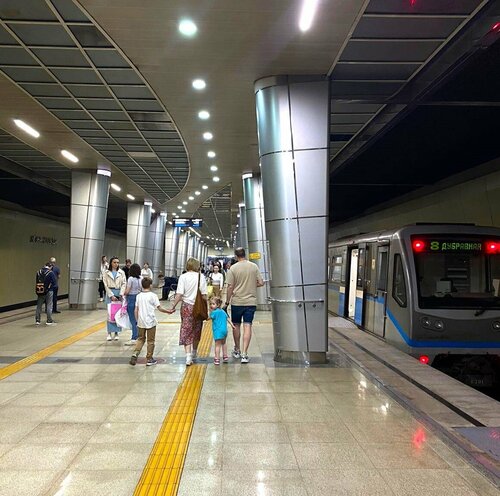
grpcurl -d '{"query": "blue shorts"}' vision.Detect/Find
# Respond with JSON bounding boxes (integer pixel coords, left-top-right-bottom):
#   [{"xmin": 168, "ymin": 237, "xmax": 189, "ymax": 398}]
[{"xmin": 231, "ymin": 305, "xmax": 256, "ymax": 325}]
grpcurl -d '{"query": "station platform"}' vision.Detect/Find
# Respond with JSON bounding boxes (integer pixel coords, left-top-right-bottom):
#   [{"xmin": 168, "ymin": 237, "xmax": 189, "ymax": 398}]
[{"xmin": 0, "ymin": 306, "xmax": 498, "ymax": 495}]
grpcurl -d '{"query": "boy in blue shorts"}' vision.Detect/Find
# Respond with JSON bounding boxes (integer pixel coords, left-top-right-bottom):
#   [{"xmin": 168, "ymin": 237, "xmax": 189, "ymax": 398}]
[{"xmin": 209, "ymin": 297, "xmax": 234, "ymax": 365}]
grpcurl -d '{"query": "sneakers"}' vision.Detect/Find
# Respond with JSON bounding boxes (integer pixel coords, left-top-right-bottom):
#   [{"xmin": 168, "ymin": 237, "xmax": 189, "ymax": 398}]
[
  {"xmin": 240, "ymin": 353, "xmax": 249, "ymax": 364},
  {"xmin": 99, "ymin": 298, "xmax": 103, "ymax": 302},
  {"xmin": 114, "ymin": 333, "xmax": 119, "ymax": 341},
  {"xmin": 35, "ymin": 321, "xmax": 40, "ymax": 326},
  {"xmin": 146, "ymin": 358, "xmax": 158, "ymax": 366},
  {"xmin": 231, "ymin": 348, "xmax": 241, "ymax": 359},
  {"xmin": 222, "ymin": 356, "xmax": 229, "ymax": 363},
  {"xmin": 129, "ymin": 354, "xmax": 138, "ymax": 366},
  {"xmin": 46, "ymin": 322, "xmax": 56, "ymax": 326},
  {"xmin": 185, "ymin": 353, "xmax": 193, "ymax": 366},
  {"xmin": 213, "ymin": 358, "xmax": 220, "ymax": 365},
  {"xmin": 124, "ymin": 339, "xmax": 137, "ymax": 346},
  {"xmin": 106, "ymin": 334, "xmax": 112, "ymax": 341}
]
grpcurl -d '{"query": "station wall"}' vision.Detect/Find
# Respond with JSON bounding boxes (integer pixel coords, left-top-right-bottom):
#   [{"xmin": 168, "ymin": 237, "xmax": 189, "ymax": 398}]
[
  {"xmin": 0, "ymin": 206, "xmax": 125, "ymax": 310},
  {"xmin": 330, "ymin": 165, "xmax": 500, "ymax": 240}
]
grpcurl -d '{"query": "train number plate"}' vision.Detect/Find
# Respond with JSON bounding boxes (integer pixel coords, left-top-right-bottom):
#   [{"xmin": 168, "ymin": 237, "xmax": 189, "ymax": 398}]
[{"xmin": 465, "ymin": 375, "xmax": 493, "ymax": 388}]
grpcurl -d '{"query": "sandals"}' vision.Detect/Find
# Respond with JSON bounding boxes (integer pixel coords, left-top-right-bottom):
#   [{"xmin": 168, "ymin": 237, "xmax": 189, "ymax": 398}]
[
  {"xmin": 213, "ymin": 358, "xmax": 220, "ymax": 365},
  {"xmin": 222, "ymin": 356, "xmax": 229, "ymax": 363}
]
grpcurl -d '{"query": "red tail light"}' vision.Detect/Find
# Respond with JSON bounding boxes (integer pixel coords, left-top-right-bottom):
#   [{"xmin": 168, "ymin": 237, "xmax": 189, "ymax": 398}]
[
  {"xmin": 412, "ymin": 240, "xmax": 425, "ymax": 252},
  {"xmin": 419, "ymin": 355, "xmax": 429, "ymax": 364},
  {"xmin": 485, "ymin": 241, "xmax": 499, "ymax": 254}
]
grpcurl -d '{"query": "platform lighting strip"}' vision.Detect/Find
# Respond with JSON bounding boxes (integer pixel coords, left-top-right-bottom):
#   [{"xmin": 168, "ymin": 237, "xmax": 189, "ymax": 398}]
[{"xmin": 133, "ymin": 322, "xmax": 212, "ymax": 496}]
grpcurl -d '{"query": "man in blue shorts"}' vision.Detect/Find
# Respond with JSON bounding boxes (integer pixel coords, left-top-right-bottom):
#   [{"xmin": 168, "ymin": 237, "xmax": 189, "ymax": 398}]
[{"xmin": 225, "ymin": 247, "xmax": 264, "ymax": 363}]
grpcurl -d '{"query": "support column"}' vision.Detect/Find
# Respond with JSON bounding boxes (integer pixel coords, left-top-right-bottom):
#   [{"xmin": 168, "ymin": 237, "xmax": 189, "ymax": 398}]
[
  {"xmin": 148, "ymin": 212, "xmax": 167, "ymax": 285},
  {"xmin": 238, "ymin": 203, "xmax": 248, "ymax": 255},
  {"xmin": 179, "ymin": 231, "xmax": 190, "ymax": 272},
  {"xmin": 243, "ymin": 174, "xmax": 271, "ymax": 310},
  {"xmin": 164, "ymin": 225, "xmax": 180, "ymax": 277},
  {"xmin": 127, "ymin": 203, "xmax": 151, "ymax": 266},
  {"xmin": 197, "ymin": 241, "xmax": 203, "ymax": 262},
  {"xmin": 69, "ymin": 169, "xmax": 109, "ymax": 310},
  {"xmin": 255, "ymin": 75, "xmax": 329, "ymax": 364},
  {"xmin": 177, "ymin": 231, "xmax": 186, "ymax": 274}
]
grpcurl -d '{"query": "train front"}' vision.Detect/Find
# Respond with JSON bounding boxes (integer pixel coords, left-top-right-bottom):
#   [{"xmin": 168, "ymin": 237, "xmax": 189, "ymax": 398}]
[{"xmin": 407, "ymin": 229, "xmax": 500, "ymax": 389}]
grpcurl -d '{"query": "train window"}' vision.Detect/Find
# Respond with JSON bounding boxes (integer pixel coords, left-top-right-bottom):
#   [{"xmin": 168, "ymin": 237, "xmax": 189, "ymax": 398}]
[
  {"xmin": 340, "ymin": 247, "xmax": 348, "ymax": 283},
  {"xmin": 357, "ymin": 248, "xmax": 365, "ymax": 288},
  {"xmin": 329, "ymin": 255, "xmax": 343, "ymax": 282},
  {"xmin": 392, "ymin": 254, "xmax": 407, "ymax": 307},
  {"xmin": 376, "ymin": 249, "xmax": 388, "ymax": 291}
]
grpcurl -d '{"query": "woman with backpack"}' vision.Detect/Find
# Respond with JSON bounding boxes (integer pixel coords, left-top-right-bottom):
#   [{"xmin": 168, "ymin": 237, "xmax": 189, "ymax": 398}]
[{"xmin": 102, "ymin": 257, "xmax": 127, "ymax": 341}]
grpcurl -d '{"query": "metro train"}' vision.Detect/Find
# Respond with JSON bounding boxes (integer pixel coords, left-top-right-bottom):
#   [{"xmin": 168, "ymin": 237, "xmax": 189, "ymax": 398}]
[{"xmin": 328, "ymin": 224, "xmax": 500, "ymax": 388}]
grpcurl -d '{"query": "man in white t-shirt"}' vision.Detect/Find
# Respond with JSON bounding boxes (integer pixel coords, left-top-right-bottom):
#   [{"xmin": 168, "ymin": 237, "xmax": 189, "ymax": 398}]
[{"xmin": 129, "ymin": 277, "xmax": 169, "ymax": 366}]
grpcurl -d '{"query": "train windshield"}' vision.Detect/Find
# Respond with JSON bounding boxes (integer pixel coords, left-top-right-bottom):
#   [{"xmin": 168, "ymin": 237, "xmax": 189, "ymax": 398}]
[{"xmin": 412, "ymin": 236, "xmax": 500, "ymax": 309}]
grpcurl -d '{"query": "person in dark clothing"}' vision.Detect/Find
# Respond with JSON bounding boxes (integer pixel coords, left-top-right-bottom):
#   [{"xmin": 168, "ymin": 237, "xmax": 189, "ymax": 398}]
[
  {"xmin": 123, "ymin": 259, "xmax": 132, "ymax": 279},
  {"xmin": 50, "ymin": 257, "xmax": 61, "ymax": 313},
  {"xmin": 35, "ymin": 262, "xmax": 57, "ymax": 326}
]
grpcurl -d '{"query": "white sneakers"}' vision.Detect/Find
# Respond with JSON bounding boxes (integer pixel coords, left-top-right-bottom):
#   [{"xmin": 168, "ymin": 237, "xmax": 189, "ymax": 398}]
[
  {"xmin": 124, "ymin": 339, "xmax": 137, "ymax": 346},
  {"xmin": 99, "ymin": 298, "xmax": 103, "ymax": 302},
  {"xmin": 114, "ymin": 333, "xmax": 119, "ymax": 341},
  {"xmin": 185, "ymin": 353, "xmax": 193, "ymax": 366},
  {"xmin": 106, "ymin": 335, "xmax": 112, "ymax": 341}
]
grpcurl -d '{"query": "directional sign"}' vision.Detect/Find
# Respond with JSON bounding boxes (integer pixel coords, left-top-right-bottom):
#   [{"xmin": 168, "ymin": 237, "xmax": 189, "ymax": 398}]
[{"xmin": 173, "ymin": 218, "xmax": 203, "ymax": 228}]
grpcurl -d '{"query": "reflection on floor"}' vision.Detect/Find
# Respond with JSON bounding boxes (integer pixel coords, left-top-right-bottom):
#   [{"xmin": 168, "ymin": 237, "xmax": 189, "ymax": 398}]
[{"xmin": 0, "ymin": 309, "xmax": 497, "ymax": 495}]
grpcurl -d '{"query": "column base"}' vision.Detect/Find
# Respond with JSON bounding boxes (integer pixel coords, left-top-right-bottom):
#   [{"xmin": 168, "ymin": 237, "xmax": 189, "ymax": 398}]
[
  {"xmin": 274, "ymin": 349, "xmax": 327, "ymax": 365},
  {"xmin": 69, "ymin": 303, "xmax": 97, "ymax": 311}
]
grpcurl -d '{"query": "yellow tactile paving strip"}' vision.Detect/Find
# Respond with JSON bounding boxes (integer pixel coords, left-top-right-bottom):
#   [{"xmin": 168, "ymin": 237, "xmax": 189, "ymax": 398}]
[
  {"xmin": 0, "ymin": 321, "xmax": 105, "ymax": 381},
  {"xmin": 134, "ymin": 320, "xmax": 213, "ymax": 496}
]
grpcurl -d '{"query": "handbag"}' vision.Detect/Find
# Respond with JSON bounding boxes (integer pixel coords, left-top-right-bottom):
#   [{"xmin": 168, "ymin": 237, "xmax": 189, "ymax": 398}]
[
  {"xmin": 107, "ymin": 301, "xmax": 122, "ymax": 323},
  {"xmin": 115, "ymin": 301, "xmax": 131, "ymax": 329},
  {"xmin": 192, "ymin": 272, "xmax": 208, "ymax": 321}
]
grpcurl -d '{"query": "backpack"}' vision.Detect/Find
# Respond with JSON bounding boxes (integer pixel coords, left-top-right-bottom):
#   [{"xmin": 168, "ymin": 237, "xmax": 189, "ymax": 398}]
[{"xmin": 35, "ymin": 268, "xmax": 51, "ymax": 295}]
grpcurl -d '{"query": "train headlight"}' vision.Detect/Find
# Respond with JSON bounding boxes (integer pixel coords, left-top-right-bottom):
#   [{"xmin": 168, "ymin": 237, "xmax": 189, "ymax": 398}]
[
  {"xmin": 420, "ymin": 317, "xmax": 431, "ymax": 328},
  {"xmin": 434, "ymin": 320, "xmax": 444, "ymax": 330},
  {"xmin": 493, "ymin": 321, "xmax": 500, "ymax": 331}
]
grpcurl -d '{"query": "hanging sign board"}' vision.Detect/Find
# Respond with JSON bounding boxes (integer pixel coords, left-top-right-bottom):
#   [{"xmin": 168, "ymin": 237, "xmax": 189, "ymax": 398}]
[{"xmin": 173, "ymin": 218, "xmax": 203, "ymax": 228}]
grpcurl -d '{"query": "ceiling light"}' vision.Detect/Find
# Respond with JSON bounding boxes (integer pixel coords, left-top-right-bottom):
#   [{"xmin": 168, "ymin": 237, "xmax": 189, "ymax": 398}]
[
  {"xmin": 237, "ymin": 214, "xmax": 240, "ymax": 218},
  {"xmin": 181, "ymin": 209, "xmax": 186, "ymax": 213},
  {"xmin": 202, "ymin": 185, "xmax": 208, "ymax": 189},
  {"xmin": 210, "ymin": 165, "xmax": 218, "ymax": 172},
  {"xmin": 207, "ymin": 151, "xmax": 216, "ymax": 158},
  {"xmin": 126, "ymin": 194, "xmax": 135, "ymax": 200},
  {"xmin": 242, "ymin": 173, "xmax": 253, "ymax": 180},
  {"xmin": 192, "ymin": 79, "xmax": 206, "ymax": 90},
  {"xmin": 195, "ymin": 191, "xmax": 201, "ymax": 195},
  {"xmin": 13, "ymin": 119, "xmax": 40, "ymax": 138},
  {"xmin": 151, "ymin": 208, "xmax": 156, "ymax": 214},
  {"xmin": 97, "ymin": 168, "xmax": 111, "ymax": 177},
  {"xmin": 198, "ymin": 110, "xmax": 210, "ymax": 120},
  {"xmin": 110, "ymin": 183, "xmax": 121, "ymax": 192},
  {"xmin": 183, "ymin": 201, "xmax": 188, "ymax": 205},
  {"xmin": 144, "ymin": 201, "xmax": 153, "ymax": 207},
  {"xmin": 179, "ymin": 19, "xmax": 197, "ymax": 37},
  {"xmin": 177, "ymin": 206, "xmax": 182, "ymax": 210},
  {"xmin": 213, "ymin": 176, "xmax": 220, "ymax": 182},
  {"xmin": 203, "ymin": 132, "xmax": 213, "ymax": 140},
  {"xmin": 61, "ymin": 150, "xmax": 78, "ymax": 163},
  {"xmin": 299, "ymin": 0, "xmax": 319, "ymax": 32},
  {"xmin": 189, "ymin": 196, "xmax": 194, "ymax": 200}
]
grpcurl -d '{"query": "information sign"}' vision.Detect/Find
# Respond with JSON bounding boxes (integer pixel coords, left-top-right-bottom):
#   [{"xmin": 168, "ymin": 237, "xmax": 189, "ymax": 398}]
[{"xmin": 173, "ymin": 218, "xmax": 203, "ymax": 228}]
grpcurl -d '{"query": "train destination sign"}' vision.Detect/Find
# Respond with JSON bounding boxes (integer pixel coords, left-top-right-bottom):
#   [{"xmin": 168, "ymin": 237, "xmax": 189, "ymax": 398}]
[
  {"xmin": 430, "ymin": 240, "xmax": 482, "ymax": 252},
  {"xmin": 412, "ymin": 237, "xmax": 499, "ymax": 254},
  {"xmin": 173, "ymin": 218, "xmax": 202, "ymax": 228}
]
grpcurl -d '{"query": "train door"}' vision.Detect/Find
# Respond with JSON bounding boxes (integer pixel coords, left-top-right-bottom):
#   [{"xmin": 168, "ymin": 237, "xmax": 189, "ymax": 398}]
[
  {"xmin": 373, "ymin": 245, "xmax": 389, "ymax": 337},
  {"xmin": 348, "ymin": 249, "xmax": 358, "ymax": 319}
]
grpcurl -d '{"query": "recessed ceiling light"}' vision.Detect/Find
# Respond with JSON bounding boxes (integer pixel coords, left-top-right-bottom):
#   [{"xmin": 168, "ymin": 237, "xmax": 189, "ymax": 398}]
[
  {"xmin": 179, "ymin": 19, "xmax": 197, "ymax": 37},
  {"xmin": 207, "ymin": 151, "xmax": 216, "ymax": 158},
  {"xmin": 192, "ymin": 79, "xmax": 206, "ymax": 90},
  {"xmin": 110, "ymin": 183, "xmax": 121, "ymax": 192},
  {"xmin": 183, "ymin": 201, "xmax": 188, "ymax": 205},
  {"xmin": 195, "ymin": 191, "xmax": 200, "ymax": 195},
  {"xmin": 127, "ymin": 194, "xmax": 135, "ymax": 200},
  {"xmin": 203, "ymin": 132, "xmax": 213, "ymax": 140},
  {"xmin": 210, "ymin": 165, "xmax": 218, "ymax": 172},
  {"xmin": 198, "ymin": 110, "xmax": 210, "ymax": 120},
  {"xmin": 213, "ymin": 176, "xmax": 220, "ymax": 182},
  {"xmin": 13, "ymin": 119, "xmax": 40, "ymax": 138},
  {"xmin": 181, "ymin": 209, "xmax": 186, "ymax": 213},
  {"xmin": 61, "ymin": 149, "xmax": 78, "ymax": 163},
  {"xmin": 202, "ymin": 185, "xmax": 208, "ymax": 189},
  {"xmin": 189, "ymin": 196, "xmax": 194, "ymax": 200},
  {"xmin": 237, "ymin": 214, "xmax": 240, "ymax": 218},
  {"xmin": 299, "ymin": 0, "xmax": 319, "ymax": 32},
  {"xmin": 151, "ymin": 208, "xmax": 156, "ymax": 214},
  {"xmin": 177, "ymin": 206, "xmax": 182, "ymax": 210}
]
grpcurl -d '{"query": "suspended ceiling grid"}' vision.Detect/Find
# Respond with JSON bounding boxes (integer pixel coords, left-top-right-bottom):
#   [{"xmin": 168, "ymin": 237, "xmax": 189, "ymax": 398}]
[
  {"xmin": 0, "ymin": 0, "xmax": 189, "ymax": 204},
  {"xmin": 329, "ymin": 0, "xmax": 488, "ymax": 164},
  {"xmin": 194, "ymin": 184, "xmax": 232, "ymax": 243}
]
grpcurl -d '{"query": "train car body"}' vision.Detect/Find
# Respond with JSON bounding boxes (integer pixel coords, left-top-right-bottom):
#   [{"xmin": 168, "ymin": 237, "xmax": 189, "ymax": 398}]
[{"xmin": 328, "ymin": 224, "xmax": 500, "ymax": 387}]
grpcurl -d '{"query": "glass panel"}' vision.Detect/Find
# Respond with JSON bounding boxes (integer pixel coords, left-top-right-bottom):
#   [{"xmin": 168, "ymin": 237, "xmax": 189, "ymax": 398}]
[
  {"xmin": 392, "ymin": 254, "xmax": 407, "ymax": 307},
  {"xmin": 377, "ymin": 249, "xmax": 388, "ymax": 291}
]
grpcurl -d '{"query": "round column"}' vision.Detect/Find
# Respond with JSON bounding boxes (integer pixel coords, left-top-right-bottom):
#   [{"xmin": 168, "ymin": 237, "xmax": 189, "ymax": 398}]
[
  {"xmin": 165, "ymin": 225, "xmax": 180, "ymax": 277},
  {"xmin": 243, "ymin": 174, "xmax": 271, "ymax": 310},
  {"xmin": 148, "ymin": 212, "xmax": 167, "ymax": 285},
  {"xmin": 69, "ymin": 169, "xmax": 109, "ymax": 310},
  {"xmin": 255, "ymin": 75, "xmax": 329, "ymax": 364},
  {"xmin": 238, "ymin": 203, "xmax": 248, "ymax": 255},
  {"xmin": 127, "ymin": 202, "xmax": 151, "ymax": 266}
]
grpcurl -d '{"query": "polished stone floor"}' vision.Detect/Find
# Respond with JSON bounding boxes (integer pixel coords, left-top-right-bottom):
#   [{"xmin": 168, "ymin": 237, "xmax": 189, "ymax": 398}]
[{"xmin": 0, "ymin": 307, "xmax": 497, "ymax": 496}]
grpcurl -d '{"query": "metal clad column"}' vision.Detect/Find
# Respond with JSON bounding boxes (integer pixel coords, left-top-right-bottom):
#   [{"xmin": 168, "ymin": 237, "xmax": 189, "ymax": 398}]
[
  {"xmin": 180, "ymin": 232, "xmax": 190, "ymax": 271},
  {"xmin": 69, "ymin": 170, "xmax": 109, "ymax": 310},
  {"xmin": 177, "ymin": 231, "xmax": 186, "ymax": 274},
  {"xmin": 127, "ymin": 203, "xmax": 151, "ymax": 266},
  {"xmin": 243, "ymin": 174, "xmax": 271, "ymax": 310},
  {"xmin": 238, "ymin": 203, "xmax": 248, "ymax": 254},
  {"xmin": 164, "ymin": 225, "xmax": 180, "ymax": 277},
  {"xmin": 255, "ymin": 75, "xmax": 329, "ymax": 364},
  {"xmin": 148, "ymin": 212, "xmax": 167, "ymax": 285}
]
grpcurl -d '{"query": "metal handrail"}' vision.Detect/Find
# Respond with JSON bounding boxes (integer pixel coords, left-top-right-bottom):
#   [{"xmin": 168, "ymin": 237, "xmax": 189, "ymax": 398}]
[{"xmin": 267, "ymin": 297, "xmax": 324, "ymax": 304}]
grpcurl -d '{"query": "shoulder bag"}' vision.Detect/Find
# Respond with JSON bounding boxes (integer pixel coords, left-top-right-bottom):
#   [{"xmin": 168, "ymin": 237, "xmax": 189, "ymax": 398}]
[{"xmin": 193, "ymin": 272, "xmax": 208, "ymax": 321}]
